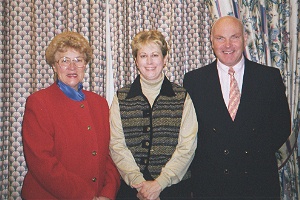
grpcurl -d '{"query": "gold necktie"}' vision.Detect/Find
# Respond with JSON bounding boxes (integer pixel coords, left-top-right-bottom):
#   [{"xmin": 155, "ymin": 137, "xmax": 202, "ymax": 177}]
[{"xmin": 228, "ymin": 67, "xmax": 241, "ymax": 121}]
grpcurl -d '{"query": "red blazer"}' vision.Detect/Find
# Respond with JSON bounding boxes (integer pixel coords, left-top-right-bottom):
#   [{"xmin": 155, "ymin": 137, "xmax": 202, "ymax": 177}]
[{"xmin": 21, "ymin": 83, "xmax": 120, "ymax": 199}]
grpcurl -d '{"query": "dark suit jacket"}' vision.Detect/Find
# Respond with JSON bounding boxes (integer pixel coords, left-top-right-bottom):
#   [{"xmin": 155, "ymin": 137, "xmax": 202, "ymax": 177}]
[{"xmin": 183, "ymin": 58, "xmax": 291, "ymax": 198}]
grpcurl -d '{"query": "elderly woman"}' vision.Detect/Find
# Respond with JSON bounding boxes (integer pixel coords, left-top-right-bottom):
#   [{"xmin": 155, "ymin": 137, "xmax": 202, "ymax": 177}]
[
  {"xmin": 21, "ymin": 31, "xmax": 120, "ymax": 200},
  {"xmin": 109, "ymin": 30, "xmax": 198, "ymax": 200}
]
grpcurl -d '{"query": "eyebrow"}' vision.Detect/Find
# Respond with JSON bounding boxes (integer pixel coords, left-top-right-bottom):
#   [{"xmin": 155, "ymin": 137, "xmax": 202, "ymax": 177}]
[
  {"xmin": 60, "ymin": 56, "xmax": 84, "ymax": 59},
  {"xmin": 138, "ymin": 51, "xmax": 160, "ymax": 54}
]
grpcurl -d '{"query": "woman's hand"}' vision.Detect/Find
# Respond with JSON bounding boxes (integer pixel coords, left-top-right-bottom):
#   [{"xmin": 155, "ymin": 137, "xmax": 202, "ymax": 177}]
[
  {"xmin": 93, "ymin": 196, "xmax": 110, "ymax": 200},
  {"xmin": 132, "ymin": 180, "xmax": 162, "ymax": 200}
]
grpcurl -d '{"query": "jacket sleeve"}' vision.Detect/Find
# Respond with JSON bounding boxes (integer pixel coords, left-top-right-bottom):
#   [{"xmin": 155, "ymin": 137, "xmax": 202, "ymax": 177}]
[
  {"xmin": 270, "ymin": 69, "xmax": 291, "ymax": 151},
  {"xmin": 100, "ymin": 152, "xmax": 121, "ymax": 199},
  {"xmin": 99, "ymin": 101, "xmax": 120, "ymax": 200}
]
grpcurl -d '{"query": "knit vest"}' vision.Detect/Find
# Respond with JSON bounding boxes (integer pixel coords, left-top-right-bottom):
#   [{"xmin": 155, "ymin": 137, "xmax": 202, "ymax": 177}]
[{"xmin": 118, "ymin": 81, "xmax": 190, "ymax": 180}]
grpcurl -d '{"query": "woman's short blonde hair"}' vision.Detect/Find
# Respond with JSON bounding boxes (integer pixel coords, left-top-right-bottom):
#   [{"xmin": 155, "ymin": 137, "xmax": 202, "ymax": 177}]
[
  {"xmin": 45, "ymin": 31, "xmax": 93, "ymax": 66},
  {"xmin": 131, "ymin": 30, "xmax": 168, "ymax": 60}
]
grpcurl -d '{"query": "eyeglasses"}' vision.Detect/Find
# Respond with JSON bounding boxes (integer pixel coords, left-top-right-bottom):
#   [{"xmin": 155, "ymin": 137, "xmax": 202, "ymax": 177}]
[{"xmin": 56, "ymin": 57, "xmax": 86, "ymax": 69}]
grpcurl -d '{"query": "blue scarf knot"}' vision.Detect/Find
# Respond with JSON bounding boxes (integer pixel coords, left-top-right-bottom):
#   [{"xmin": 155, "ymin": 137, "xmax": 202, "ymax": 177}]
[{"xmin": 57, "ymin": 80, "xmax": 85, "ymax": 101}]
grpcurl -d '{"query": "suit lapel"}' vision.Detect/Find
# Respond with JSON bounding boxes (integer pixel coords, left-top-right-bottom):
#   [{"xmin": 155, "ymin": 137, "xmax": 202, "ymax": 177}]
[
  {"xmin": 234, "ymin": 59, "xmax": 257, "ymax": 122},
  {"xmin": 209, "ymin": 62, "xmax": 233, "ymax": 121}
]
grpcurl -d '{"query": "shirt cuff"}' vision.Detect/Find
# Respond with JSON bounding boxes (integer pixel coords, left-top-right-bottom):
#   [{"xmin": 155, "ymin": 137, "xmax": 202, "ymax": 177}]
[
  {"xmin": 155, "ymin": 174, "xmax": 170, "ymax": 191},
  {"xmin": 131, "ymin": 174, "xmax": 146, "ymax": 187}
]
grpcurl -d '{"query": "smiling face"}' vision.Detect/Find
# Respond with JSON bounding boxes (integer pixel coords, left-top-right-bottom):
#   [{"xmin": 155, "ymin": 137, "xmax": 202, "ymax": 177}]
[
  {"xmin": 135, "ymin": 42, "xmax": 167, "ymax": 81},
  {"xmin": 52, "ymin": 48, "xmax": 86, "ymax": 91},
  {"xmin": 211, "ymin": 16, "xmax": 248, "ymax": 67}
]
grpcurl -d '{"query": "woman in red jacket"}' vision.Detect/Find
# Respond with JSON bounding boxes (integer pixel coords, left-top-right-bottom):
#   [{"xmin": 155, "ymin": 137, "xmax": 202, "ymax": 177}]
[{"xmin": 21, "ymin": 31, "xmax": 120, "ymax": 200}]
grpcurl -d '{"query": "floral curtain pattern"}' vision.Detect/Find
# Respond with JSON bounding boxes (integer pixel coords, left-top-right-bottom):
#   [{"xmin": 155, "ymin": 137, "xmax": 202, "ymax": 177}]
[
  {"xmin": 1, "ymin": 0, "xmax": 299, "ymax": 199},
  {"xmin": 206, "ymin": 0, "xmax": 300, "ymax": 199}
]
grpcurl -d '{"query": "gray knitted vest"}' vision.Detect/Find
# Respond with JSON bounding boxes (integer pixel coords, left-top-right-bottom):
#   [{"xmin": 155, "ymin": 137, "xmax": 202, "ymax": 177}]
[{"xmin": 118, "ymin": 80, "xmax": 191, "ymax": 180}]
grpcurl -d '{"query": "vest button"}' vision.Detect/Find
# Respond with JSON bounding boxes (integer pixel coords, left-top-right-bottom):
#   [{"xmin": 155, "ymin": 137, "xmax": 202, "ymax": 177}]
[
  {"xmin": 92, "ymin": 177, "xmax": 97, "ymax": 182},
  {"xmin": 92, "ymin": 151, "xmax": 97, "ymax": 156},
  {"xmin": 80, "ymin": 104, "xmax": 84, "ymax": 108},
  {"xmin": 224, "ymin": 169, "xmax": 229, "ymax": 174},
  {"xmin": 87, "ymin": 126, "xmax": 91, "ymax": 130},
  {"xmin": 143, "ymin": 126, "xmax": 151, "ymax": 133},
  {"xmin": 142, "ymin": 140, "xmax": 150, "ymax": 148},
  {"xmin": 143, "ymin": 110, "xmax": 151, "ymax": 117}
]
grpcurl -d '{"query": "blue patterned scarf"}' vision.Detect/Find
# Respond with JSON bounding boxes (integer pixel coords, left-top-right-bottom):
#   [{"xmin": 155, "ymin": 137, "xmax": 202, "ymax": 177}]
[{"xmin": 57, "ymin": 80, "xmax": 85, "ymax": 101}]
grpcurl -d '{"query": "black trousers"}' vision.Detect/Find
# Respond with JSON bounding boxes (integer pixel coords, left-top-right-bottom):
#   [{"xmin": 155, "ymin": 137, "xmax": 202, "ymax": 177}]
[{"xmin": 116, "ymin": 178, "xmax": 192, "ymax": 200}]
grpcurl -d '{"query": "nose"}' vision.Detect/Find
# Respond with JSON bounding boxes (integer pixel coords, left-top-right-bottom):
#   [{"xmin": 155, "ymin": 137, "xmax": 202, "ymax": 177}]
[
  {"xmin": 147, "ymin": 56, "xmax": 153, "ymax": 64},
  {"xmin": 225, "ymin": 39, "xmax": 232, "ymax": 48},
  {"xmin": 67, "ymin": 62, "xmax": 77, "ymax": 70}
]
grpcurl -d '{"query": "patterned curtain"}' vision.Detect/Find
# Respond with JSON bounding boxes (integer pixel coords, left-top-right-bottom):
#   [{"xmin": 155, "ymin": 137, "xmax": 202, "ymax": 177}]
[
  {"xmin": 109, "ymin": 0, "xmax": 213, "ymax": 92},
  {"xmin": 0, "ymin": 0, "xmax": 108, "ymax": 199},
  {"xmin": 1, "ymin": 0, "xmax": 299, "ymax": 199},
  {"xmin": 1, "ymin": 0, "xmax": 212, "ymax": 199},
  {"xmin": 206, "ymin": 0, "xmax": 300, "ymax": 199}
]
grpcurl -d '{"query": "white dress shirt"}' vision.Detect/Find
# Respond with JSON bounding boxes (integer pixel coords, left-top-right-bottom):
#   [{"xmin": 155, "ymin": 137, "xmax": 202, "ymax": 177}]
[{"xmin": 217, "ymin": 56, "xmax": 245, "ymax": 107}]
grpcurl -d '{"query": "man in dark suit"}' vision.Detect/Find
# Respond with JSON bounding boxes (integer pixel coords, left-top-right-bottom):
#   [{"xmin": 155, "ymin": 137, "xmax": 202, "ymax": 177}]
[{"xmin": 183, "ymin": 16, "xmax": 291, "ymax": 199}]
